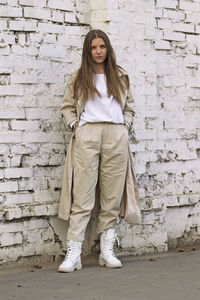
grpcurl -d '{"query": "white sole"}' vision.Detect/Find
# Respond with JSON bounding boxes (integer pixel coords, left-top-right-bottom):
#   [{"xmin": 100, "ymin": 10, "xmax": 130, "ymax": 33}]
[
  {"xmin": 58, "ymin": 263, "xmax": 82, "ymax": 273},
  {"xmin": 98, "ymin": 256, "xmax": 122, "ymax": 268}
]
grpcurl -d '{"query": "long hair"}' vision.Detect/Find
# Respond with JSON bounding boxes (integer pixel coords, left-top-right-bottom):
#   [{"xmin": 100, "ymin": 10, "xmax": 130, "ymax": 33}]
[{"xmin": 73, "ymin": 29, "xmax": 129, "ymax": 104}]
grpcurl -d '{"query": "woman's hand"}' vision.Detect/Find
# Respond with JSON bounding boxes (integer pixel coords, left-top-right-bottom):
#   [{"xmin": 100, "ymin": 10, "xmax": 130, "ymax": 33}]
[
  {"xmin": 123, "ymin": 123, "xmax": 129, "ymax": 130},
  {"xmin": 74, "ymin": 124, "xmax": 79, "ymax": 133},
  {"xmin": 72, "ymin": 121, "xmax": 79, "ymax": 133}
]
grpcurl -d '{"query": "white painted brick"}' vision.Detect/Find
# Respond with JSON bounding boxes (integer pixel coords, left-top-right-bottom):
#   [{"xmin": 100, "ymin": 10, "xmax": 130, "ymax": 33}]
[
  {"xmin": 173, "ymin": 22, "xmax": 195, "ymax": 33},
  {"xmin": 19, "ymin": 0, "xmax": 46, "ymax": 7},
  {"xmin": 26, "ymin": 230, "xmax": 41, "ymax": 243},
  {"xmin": 163, "ymin": 31, "xmax": 185, "ymax": 41},
  {"xmin": 0, "ymin": 85, "xmax": 24, "ymax": 96},
  {"xmin": 0, "ymin": 145, "xmax": 9, "ymax": 155},
  {"xmin": 20, "ymin": 176, "xmax": 47, "ymax": 190},
  {"xmin": 75, "ymin": 12, "xmax": 85, "ymax": 24},
  {"xmin": 0, "ymin": 170, "xmax": 4, "ymax": 179},
  {"xmin": 39, "ymin": 44, "xmax": 66, "ymax": 58},
  {"xmin": 9, "ymin": 20, "xmax": 37, "ymax": 31},
  {"xmin": 35, "ymin": 241, "xmax": 57, "ymax": 255},
  {"xmin": 0, "ymin": 7, "xmax": 22, "ymax": 17},
  {"xmin": 0, "ymin": 46, "xmax": 10, "ymax": 55},
  {"xmin": 0, "ymin": 109, "xmax": 25, "ymax": 119},
  {"xmin": 38, "ymin": 73, "xmax": 61, "ymax": 85},
  {"xmin": 24, "ymin": 7, "xmax": 51, "ymax": 20},
  {"xmin": 18, "ymin": 34, "xmax": 26, "ymax": 46},
  {"xmin": 34, "ymin": 205, "xmax": 48, "ymax": 216},
  {"xmin": 190, "ymin": 78, "xmax": 200, "ymax": 88},
  {"xmin": 0, "ymin": 132, "xmax": 22, "ymax": 143},
  {"xmin": 42, "ymin": 34, "xmax": 57, "ymax": 44},
  {"xmin": 46, "ymin": 203, "xmax": 59, "ymax": 215},
  {"xmin": 156, "ymin": 0, "xmax": 178, "ymax": 9},
  {"xmin": 27, "ymin": 219, "xmax": 49, "ymax": 230},
  {"xmin": 23, "ymin": 132, "xmax": 49, "ymax": 143},
  {"xmin": 21, "ymin": 243, "xmax": 36, "ymax": 256},
  {"xmin": 158, "ymin": 129, "xmax": 180, "ymax": 141},
  {"xmin": 164, "ymin": 119, "xmax": 186, "ymax": 129},
  {"xmin": 1, "ymin": 232, "xmax": 14, "ymax": 246},
  {"xmin": 176, "ymin": 150, "xmax": 197, "ymax": 160},
  {"xmin": 20, "ymin": 206, "xmax": 34, "ymax": 218},
  {"xmin": 163, "ymin": 9, "xmax": 185, "ymax": 20},
  {"xmin": 34, "ymin": 190, "xmax": 58, "ymax": 203},
  {"xmin": 11, "ymin": 155, "xmax": 22, "ymax": 167},
  {"xmin": 157, "ymin": 19, "xmax": 172, "ymax": 29},
  {"xmin": 51, "ymin": 11, "xmax": 64, "ymax": 23},
  {"xmin": 0, "ymin": 67, "xmax": 12, "ymax": 74},
  {"xmin": 13, "ymin": 232, "xmax": 23, "ymax": 244},
  {"xmin": 5, "ymin": 207, "xmax": 22, "ymax": 220},
  {"xmin": 49, "ymin": 132, "xmax": 64, "ymax": 143},
  {"xmin": 25, "ymin": 46, "xmax": 40, "ymax": 56},
  {"xmin": 11, "ymin": 144, "xmax": 39, "ymax": 155},
  {"xmin": 7, "ymin": 0, "xmax": 17, "ymax": 5},
  {"xmin": 41, "ymin": 227, "xmax": 54, "ymax": 240},
  {"xmin": 148, "ymin": 160, "xmax": 200, "ymax": 175},
  {"xmin": 38, "ymin": 22, "xmax": 64, "ymax": 34},
  {"xmin": 4, "ymin": 97, "xmax": 30, "ymax": 108},
  {"xmin": 10, "ymin": 71, "xmax": 38, "ymax": 83},
  {"xmin": 48, "ymin": 0, "xmax": 74, "ymax": 12},
  {"xmin": 64, "ymin": 25, "xmax": 88, "ymax": 36},
  {"xmin": 1, "ymin": 33, "xmax": 15, "ymax": 45},
  {"xmin": 5, "ymin": 168, "xmax": 32, "ymax": 179},
  {"xmin": 5, "ymin": 193, "xmax": 33, "ymax": 205},
  {"xmin": 179, "ymin": 1, "xmax": 200, "ymax": 12},
  {"xmin": 0, "ymin": 182, "xmax": 18, "ymax": 193},
  {"xmin": 10, "ymin": 120, "xmax": 39, "ymax": 131},
  {"xmin": 10, "ymin": 45, "xmax": 25, "ymax": 55},
  {"xmin": 29, "ymin": 32, "xmax": 43, "ymax": 43},
  {"xmin": 64, "ymin": 12, "xmax": 76, "ymax": 23},
  {"xmin": 155, "ymin": 8, "xmax": 163, "ymax": 18},
  {"xmin": 185, "ymin": 12, "xmax": 200, "ymax": 23},
  {"xmin": 196, "ymin": 25, "xmax": 200, "ymax": 34},
  {"xmin": 185, "ymin": 54, "xmax": 200, "ymax": 66},
  {"xmin": 25, "ymin": 108, "xmax": 52, "ymax": 120},
  {"xmin": 164, "ymin": 75, "xmax": 185, "ymax": 87},
  {"xmin": 0, "ymin": 20, "xmax": 7, "ymax": 30},
  {"xmin": 0, "ymin": 224, "xmax": 23, "ymax": 235},
  {"xmin": 0, "ymin": 231, "xmax": 22, "ymax": 246},
  {"xmin": 155, "ymin": 40, "xmax": 171, "ymax": 50},
  {"xmin": 187, "ymin": 140, "xmax": 200, "ymax": 151},
  {"xmin": 0, "ymin": 120, "xmax": 9, "ymax": 130}
]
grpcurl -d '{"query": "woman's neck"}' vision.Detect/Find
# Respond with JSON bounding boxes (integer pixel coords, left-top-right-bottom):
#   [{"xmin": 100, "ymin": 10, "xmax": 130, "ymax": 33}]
[{"xmin": 94, "ymin": 64, "xmax": 105, "ymax": 74}]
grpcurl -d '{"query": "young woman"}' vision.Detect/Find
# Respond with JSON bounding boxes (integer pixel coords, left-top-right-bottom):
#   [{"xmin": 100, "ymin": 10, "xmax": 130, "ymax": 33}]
[{"xmin": 58, "ymin": 29, "xmax": 140, "ymax": 273}]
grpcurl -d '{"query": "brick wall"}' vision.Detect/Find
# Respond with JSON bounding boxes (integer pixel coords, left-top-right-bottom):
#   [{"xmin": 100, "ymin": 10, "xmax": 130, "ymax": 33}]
[{"xmin": 0, "ymin": 0, "xmax": 199, "ymax": 265}]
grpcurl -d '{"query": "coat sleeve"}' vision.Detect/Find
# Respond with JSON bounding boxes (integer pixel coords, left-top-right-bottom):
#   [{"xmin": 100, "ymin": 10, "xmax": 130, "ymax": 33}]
[
  {"xmin": 61, "ymin": 73, "xmax": 78, "ymax": 129},
  {"xmin": 123, "ymin": 80, "xmax": 135, "ymax": 129}
]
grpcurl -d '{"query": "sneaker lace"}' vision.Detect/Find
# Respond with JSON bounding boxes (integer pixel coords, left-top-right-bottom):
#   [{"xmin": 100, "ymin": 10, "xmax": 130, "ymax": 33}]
[
  {"xmin": 104, "ymin": 236, "xmax": 116, "ymax": 257},
  {"xmin": 64, "ymin": 242, "xmax": 79, "ymax": 260}
]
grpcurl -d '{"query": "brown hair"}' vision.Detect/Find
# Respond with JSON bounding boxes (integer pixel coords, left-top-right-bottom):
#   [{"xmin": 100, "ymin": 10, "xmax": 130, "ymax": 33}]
[{"xmin": 73, "ymin": 29, "xmax": 129, "ymax": 104}]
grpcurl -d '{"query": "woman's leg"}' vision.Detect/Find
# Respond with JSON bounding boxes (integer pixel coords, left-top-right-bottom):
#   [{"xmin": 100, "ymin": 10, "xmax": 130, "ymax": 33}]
[
  {"xmin": 67, "ymin": 124, "xmax": 101, "ymax": 242},
  {"xmin": 97, "ymin": 123, "xmax": 128, "ymax": 235}
]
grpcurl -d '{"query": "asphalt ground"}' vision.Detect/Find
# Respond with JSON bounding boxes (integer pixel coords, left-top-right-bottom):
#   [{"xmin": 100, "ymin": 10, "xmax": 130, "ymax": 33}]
[{"xmin": 0, "ymin": 246, "xmax": 200, "ymax": 300}]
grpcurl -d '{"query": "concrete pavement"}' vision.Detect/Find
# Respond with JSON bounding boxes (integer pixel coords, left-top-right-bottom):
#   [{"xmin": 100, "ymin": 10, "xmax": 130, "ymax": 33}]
[{"xmin": 0, "ymin": 246, "xmax": 200, "ymax": 300}]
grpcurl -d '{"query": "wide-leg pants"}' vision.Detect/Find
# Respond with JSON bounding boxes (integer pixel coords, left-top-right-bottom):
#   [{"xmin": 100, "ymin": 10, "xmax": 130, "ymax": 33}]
[{"xmin": 67, "ymin": 122, "xmax": 128, "ymax": 242}]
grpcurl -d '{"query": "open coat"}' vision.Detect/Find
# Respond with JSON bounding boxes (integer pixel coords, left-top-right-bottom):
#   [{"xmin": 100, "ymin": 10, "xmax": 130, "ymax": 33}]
[{"xmin": 58, "ymin": 69, "xmax": 141, "ymax": 225}]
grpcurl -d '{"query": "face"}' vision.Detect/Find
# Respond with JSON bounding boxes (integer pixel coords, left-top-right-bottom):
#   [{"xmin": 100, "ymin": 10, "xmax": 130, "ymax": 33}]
[{"xmin": 91, "ymin": 38, "xmax": 107, "ymax": 65}]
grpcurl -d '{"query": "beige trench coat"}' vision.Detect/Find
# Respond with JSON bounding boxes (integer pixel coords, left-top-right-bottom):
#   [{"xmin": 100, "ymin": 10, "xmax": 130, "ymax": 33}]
[{"xmin": 58, "ymin": 69, "xmax": 141, "ymax": 225}]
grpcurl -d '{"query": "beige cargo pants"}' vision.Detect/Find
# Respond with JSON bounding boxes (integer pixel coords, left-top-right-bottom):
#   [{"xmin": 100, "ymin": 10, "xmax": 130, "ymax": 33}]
[{"xmin": 67, "ymin": 122, "xmax": 128, "ymax": 242}]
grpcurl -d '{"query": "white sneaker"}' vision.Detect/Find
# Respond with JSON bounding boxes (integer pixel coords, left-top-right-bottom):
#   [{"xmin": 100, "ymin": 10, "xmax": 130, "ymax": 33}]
[
  {"xmin": 58, "ymin": 240, "xmax": 82, "ymax": 273},
  {"xmin": 99, "ymin": 229, "xmax": 122, "ymax": 268}
]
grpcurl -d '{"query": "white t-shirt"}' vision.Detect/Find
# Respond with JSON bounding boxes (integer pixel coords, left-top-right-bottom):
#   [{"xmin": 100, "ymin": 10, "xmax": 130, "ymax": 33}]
[{"xmin": 78, "ymin": 74, "xmax": 124, "ymax": 126}]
